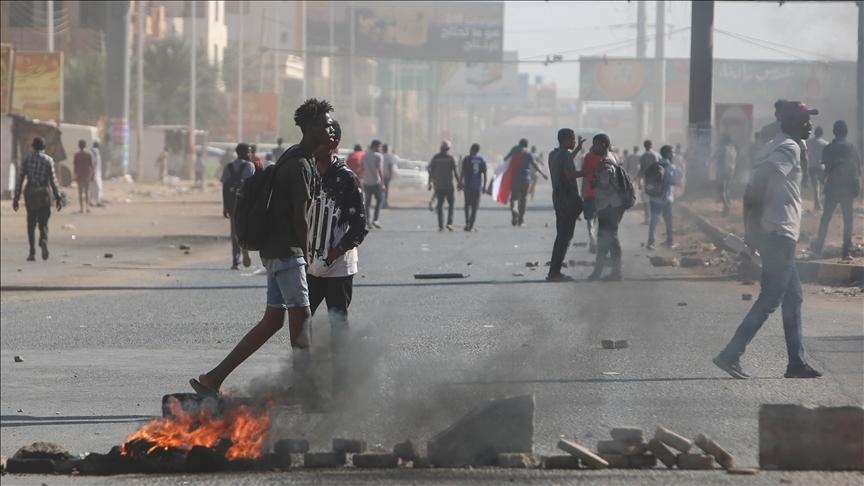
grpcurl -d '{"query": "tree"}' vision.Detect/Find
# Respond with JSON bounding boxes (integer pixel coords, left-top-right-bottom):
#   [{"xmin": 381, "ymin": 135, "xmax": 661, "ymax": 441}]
[{"xmin": 64, "ymin": 52, "xmax": 105, "ymax": 126}]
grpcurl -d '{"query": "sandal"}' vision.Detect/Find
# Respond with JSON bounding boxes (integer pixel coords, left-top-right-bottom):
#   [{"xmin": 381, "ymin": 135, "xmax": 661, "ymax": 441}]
[{"xmin": 189, "ymin": 377, "xmax": 219, "ymax": 397}]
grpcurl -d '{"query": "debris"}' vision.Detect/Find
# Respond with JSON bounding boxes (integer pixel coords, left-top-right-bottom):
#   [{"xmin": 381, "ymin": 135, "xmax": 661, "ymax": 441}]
[
  {"xmin": 573, "ymin": 242, "xmax": 588, "ymax": 247},
  {"xmin": 601, "ymin": 340, "xmax": 615, "ymax": 349},
  {"xmin": 414, "ymin": 273, "xmax": 467, "ymax": 279},
  {"xmin": 185, "ymin": 445, "xmax": 228, "ymax": 473},
  {"xmin": 655, "ymin": 426, "xmax": 693, "ymax": 453},
  {"xmin": 541, "ymin": 455, "xmax": 581, "ymax": 469},
  {"xmin": 497, "ymin": 453, "xmax": 538, "ymax": 468},
  {"xmin": 71, "ymin": 235, "xmax": 77, "ymax": 240},
  {"xmin": 184, "ymin": 250, "xmax": 190, "ymax": 255},
  {"xmin": 393, "ymin": 440, "xmax": 418, "ymax": 461},
  {"xmin": 411, "ymin": 457, "xmax": 432, "ymax": 468},
  {"xmin": 614, "ymin": 340, "xmax": 629, "ymax": 349},
  {"xmin": 677, "ymin": 302, "xmax": 688, "ymax": 306},
  {"xmin": 352, "ymin": 452, "xmax": 398, "ymax": 468},
  {"xmin": 525, "ymin": 261, "xmax": 539, "ymax": 268},
  {"xmin": 103, "ymin": 253, "xmax": 113, "ymax": 258},
  {"xmin": 178, "ymin": 244, "xmax": 191, "ymax": 250},
  {"xmin": 303, "ymin": 451, "xmax": 347, "ymax": 468},
  {"xmin": 742, "ymin": 293, "xmax": 753, "ymax": 301},
  {"xmin": 677, "ymin": 453, "xmax": 715, "ymax": 470},
  {"xmin": 598, "ymin": 453, "xmax": 629, "ymax": 468},
  {"xmin": 5, "ymin": 457, "xmax": 58, "ymax": 474},
  {"xmin": 427, "ymin": 394, "xmax": 534, "ymax": 467},
  {"xmin": 597, "ymin": 440, "xmax": 647, "ymax": 456},
  {"xmin": 332, "ymin": 438, "xmax": 367, "ymax": 454},
  {"xmin": 254, "ymin": 453, "xmax": 283, "ymax": 471},
  {"xmin": 628, "ymin": 454, "xmax": 658, "ymax": 468},
  {"xmin": 649, "ymin": 256, "xmax": 679, "ymax": 267},
  {"xmin": 727, "ymin": 467, "xmax": 760, "ymax": 475},
  {"xmin": 274, "ymin": 438, "xmax": 309, "ymax": 454},
  {"xmin": 14, "ymin": 355, "xmax": 23, "ymax": 363},
  {"xmin": 601, "ymin": 372, "xmax": 620, "ymax": 376},
  {"xmin": 558, "ymin": 439, "xmax": 608, "ymax": 469},
  {"xmin": 61, "ymin": 224, "xmax": 76, "ymax": 230},
  {"xmin": 680, "ymin": 257, "xmax": 709, "ymax": 268},
  {"xmin": 512, "ymin": 272, "xmax": 524, "ymax": 277},
  {"xmin": 601, "ymin": 340, "xmax": 628, "ymax": 349},
  {"xmin": 610, "ymin": 428, "xmax": 645, "ymax": 443},
  {"xmin": 648, "ymin": 438, "xmax": 677, "ymax": 469},
  {"xmin": 694, "ymin": 433, "xmax": 735, "ymax": 470},
  {"xmin": 13, "ymin": 442, "xmax": 73, "ymax": 462}
]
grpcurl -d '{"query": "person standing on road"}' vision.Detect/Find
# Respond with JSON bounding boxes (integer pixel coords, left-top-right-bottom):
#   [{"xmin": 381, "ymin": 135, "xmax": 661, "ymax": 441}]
[
  {"xmin": 587, "ymin": 134, "xmax": 627, "ymax": 282},
  {"xmin": 460, "ymin": 143, "xmax": 487, "ymax": 232},
  {"xmin": 13, "ymin": 136, "xmax": 63, "ymax": 261},
  {"xmin": 73, "ymin": 139, "xmax": 94, "ymax": 214},
  {"xmin": 346, "ymin": 144, "xmax": 364, "ymax": 176},
  {"xmin": 191, "ymin": 98, "xmax": 334, "ymax": 398},
  {"xmin": 382, "ymin": 144, "xmax": 397, "ymax": 208},
  {"xmin": 637, "ymin": 140, "xmax": 661, "ymax": 225},
  {"xmin": 360, "ymin": 139, "xmax": 384, "ymax": 229},
  {"xmin": 579, "ymin": 140, "xmax": 605, "ymax": 253},
  {"xmin": 810, "ymin": 120, "xmax": 861, "ymax": 261},
  {"xmin": 428, "ymin": 141, "xmax": 461, "ymax": 231},
  {"xmin": 307, "ymin": 119, "xmax": 368, "ymax": 394},
  {"xmin": 221, "ymin": 143, "xmax": 256, "ymax": 269},
  {"xmin": 807, "ymin": 126, "xmax": 828, "ymax": 211},
  {"xmin": 714, "ymin": 101, "xmax": 822, "ymax": 380},
  {"xmin": 272, "ymin": 137, "xmax": 286, "ymax": 162},
  {"xmin": 713, "ymin": 134, "xmax": 738, "ymax": 216},
  {"xmin": 645, "ymin": 145, "xmax": 680, "ymax": 250},
  {"xmin": 546, "ymin": 129, "xmax": 586, "ymax": 281},
  {"xmin": 507, "ymin": 138, "xmax": 547, "ymax": 226},
  {"xmin": 89, "ymin": 140, "xmax": 103, "ymax": 206}
]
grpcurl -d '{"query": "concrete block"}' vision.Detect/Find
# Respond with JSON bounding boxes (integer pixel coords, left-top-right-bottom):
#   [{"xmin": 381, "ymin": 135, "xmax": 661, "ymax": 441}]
[
  {"xmin": 597, "ymin": 440, "xmax": 647, "ymax": 456},
  {"xmin": 332, "ymin": 438, "xmax": 367, "ymax": 454},
  {"xmin": 541, "ymin": 455, "xmax": 581, "ymax": 469},
  {"xmin": 648, "ymin": 438, "xmax": 677, "ymax": 469},
  {"xmin": 352, "ymin": 452, "xmax": 399, "ymax": 468},
  {"xmin": 628, "ymin": 454, "xmax": 657, "ymax": 469},
  {"xmin": 601, "ymin": 340, "xmax": 615, "ymax": 349},
  {"xmin": 427, "ymin": 394, "xmax": 534, "ymax": 467},
  {"xmin": 655, "ymin": 426, "xmax": 693, "ymax": 453},
  {"xmin": 411, "ymin": 457, "xmax": 432, "ymax": 468},
  {"xmin": 304, "ymin": 452, "xmax": 347, "ymax": 468},
  {"xmin": 598, "ymin": 453, "xmax": 629, "ymax": 468},
  {"xmin": 614, "ymin": 340, "xmax": 629, "ymax": 349},
  {"xmin": 677, "ymin": 453, "xmax": 715, "ymax": 470},
  {"xmin": 393, "ymin": 440, "xmax": 418, "ymax": 461},
  {"xmin": 727, "ymin": 467, "xmax": 760, "ymax": 475},
  {"xmin": 742, "ymin": 293, "xmax": 753, "ymax": 301},
  {"xmin": 610, "ymin": 428, "xmax": 644, "ymax": 443},
  {"xmin": 557, "ymin": 439, "xmax": 608, "ymax": 469},
  {"xmin": 274, "ymin": 438, "xmax": 309, "ymax": 454},
  {"xmin": 694, "ymin": 433, "xmax": 735, "ymax": 470},
  {"xmin": 497, "ymin": 453, "xmax": 538, "ymax": 468},
  {"xmin": 759, "ymin": 404, "xmax": 864, "ymax": 470}
]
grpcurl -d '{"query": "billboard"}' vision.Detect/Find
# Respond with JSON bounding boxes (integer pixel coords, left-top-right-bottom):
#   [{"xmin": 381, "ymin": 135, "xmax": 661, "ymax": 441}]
[
  {"xmin": 306, "ymin": 1, "xmax": 503, "ymax": 62},
  {"xmin": 0, "ymin": 44, "xmax": 12, "ymax": 115},
  {"xmin": 11, "ymin": 51, "xmax": 63, "ymax": 122},
  {"xmin": 227, "ymin": 93, "xmax": 279, "ymax": 140},
  {"xmin": 439, "ymin": 51, "xmax": 521, "ymax": 99}
]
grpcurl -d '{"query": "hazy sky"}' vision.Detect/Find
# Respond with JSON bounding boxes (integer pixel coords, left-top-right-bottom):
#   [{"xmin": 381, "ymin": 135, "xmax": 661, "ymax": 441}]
[{"xmin": 503, "ymin": 1, "xmax": 859, "ymax": 97}]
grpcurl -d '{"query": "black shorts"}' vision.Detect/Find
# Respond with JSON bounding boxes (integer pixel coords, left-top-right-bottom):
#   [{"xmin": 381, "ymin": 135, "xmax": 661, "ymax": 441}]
[{"xmin": 583, "ymin": 197, "xmax": 596, "ymax": 220}]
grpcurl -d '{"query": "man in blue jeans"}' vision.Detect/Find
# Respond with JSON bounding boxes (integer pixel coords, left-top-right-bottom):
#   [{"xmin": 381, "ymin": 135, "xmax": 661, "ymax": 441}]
[
  {"xmin": 714, "ymin": 101, "xmax": 822, "ymax": 380},
  {"xmin": 646, "ymin": 145, "xmax": 680, "ymax": 250}
]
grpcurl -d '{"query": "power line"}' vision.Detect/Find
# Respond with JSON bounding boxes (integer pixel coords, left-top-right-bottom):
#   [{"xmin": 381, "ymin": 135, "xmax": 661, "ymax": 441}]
[
  {"xmin": 714, "ymin": 28, "xmax": 838, "ymax": 62},
  {"xmin": 714, "ymin": 29, "xmax": 820, "ymax": 62}
]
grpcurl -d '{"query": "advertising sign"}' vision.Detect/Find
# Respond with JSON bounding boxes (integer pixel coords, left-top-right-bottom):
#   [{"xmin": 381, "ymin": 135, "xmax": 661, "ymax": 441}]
[
  {"xmin": 11, "ymin": 51, "xmax": 63, "ymax": 121},
  {"xmin": 0, "ymin": 44, "xmax": 13, "ymax": 115}
]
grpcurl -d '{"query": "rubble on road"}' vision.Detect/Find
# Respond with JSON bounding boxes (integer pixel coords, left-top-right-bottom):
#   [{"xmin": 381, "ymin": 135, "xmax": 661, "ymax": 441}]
[
  {"xmin": 601, "ymin": 340, "xmax": 629, "ymax": 350},
  {"xmin": 648, "ymin": 439, "xmax": 677, "ymax": 469},
  {"xmin": 303, "ymin": 451, "xmax": 347, "ymax": 468},
  {"xmin": 13, "ymin": 355, "xmax": 23, "ymax": 362},
  {"xmin": 677, "ymin": 453, "xmax": 715, "ymax": 470},
  {"xmin": 695, "ymin": 433, "xmax": 735, "ymax": 470},
  {"xmin": 680, "ymin": 257, "xmax": 709, "ymax": 268},
  {"xmin": 497, "ymin": 452, "xmax": 539, "ymax": 468},
  {"xmin": 557, "ymin": 439, "xmax": 608, "ymax": 469},
  {"xmin": 332, "ymin": 439, "xmax": 367, "ymax": 454},
  {"xmin": 655, "ymin": 426, "xmax": 693, "ymax": 453},
  {"xmin": 742, "ymin": 293, "xmax": 753, "ymax": 301},
  {"xmin": 649, "ymin": 256, "xmax": 679, "ymax": 267},
  {"xmin": 541, "ymin": 455, "xmax": 580, "ymax": 469},
  {"xmin": 352, "ymin": 452, "xmax": 398, "ymax": 468}
]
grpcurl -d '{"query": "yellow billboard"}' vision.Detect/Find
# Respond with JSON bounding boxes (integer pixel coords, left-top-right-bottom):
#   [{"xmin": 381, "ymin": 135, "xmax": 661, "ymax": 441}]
[
  {"xmin": 12, "ymin": 51, "xmax": 63, "ymax": 121},
  {"xmin": 0, "ymin": 44, "xmax": 12, "ymax": 114}
]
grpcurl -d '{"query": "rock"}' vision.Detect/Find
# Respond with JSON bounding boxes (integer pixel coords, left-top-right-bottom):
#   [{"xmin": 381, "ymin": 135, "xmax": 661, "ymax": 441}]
[
  {"xmin": 557, "ymin": 439, "xmax": 608, "ymax": 469},
  {"xmin": 759, "ymin": 404, "xmax": 864, "ymax": 471},
  {"xmin": 677, "ymin": 453, "xmax": 715, "ymax": 470},
  {"xmin": 512, "ymin": 272, "xmax": 525, "ymax": 277},
  {"xmin": 680, "ymin": 257, "xmax": 708, "ymax": 268},
  {"xmin": 13, "ymin": 442, "xmax": 73, "ymax": 462},
  {"xmin": 649, "ymin": 256, "xmax": 679, "ymax": 267},
  {"xmin": 613, "ymin": 340, "xmax": 629, "ymax": 349},
  {"xmin": 601, "ymin": 339, "xmax": 616, "ymax": 349},
  {"xmin": 304, "ymin": 451, "xmax": 347, "ymax": 468},
  {"xmin": 179, "ymin": 244, "xmax": 191, "ymax": 250},
  {"xmin": 525, "ymin": 261, "xmax": 539, "ymax": 268},
  {"xmin": 104, "ymin": 253, "xmax": 113, "ymax": 258},
  {"xmin": 541, "ymin": 455, "xmax": 581, "ymax": 469},
  {"xmin": 497, "ymin": 453, "xmax": 538, "ymax": 468},
  {"xmin": 694, "ymin": 433, "xmax": 735, "ymax": 470},
  {"xmin": 728, "ymin": 467, "xmax": 760, "ymax": 475},
  {"xmin": 742, "ymin": 293, "xmax": 753, "ymax": 301},
  {"xmin": 61, "ymin": 224, "xmax": 76, "ymax": 230},
  {"xmin": 427, "ymin": 394, "xmax": 534, "ymax": 467},
  {"xmin": 352, "ymin": 452, "xmax": 398, "ymax": 468},
  {"xmin": 184, "ymin": 250, "xmax": 190, "ymax": 255},
  {"xmin": 677, "ymin": 302, "xmax": 688, "ymax": 306},
  {"xmin": 648, "ymin": 439, "xmax": 677, "ymax": 469},
  {"xmin": 597, "ymin": 440, "xmax": 647, "ymax": 456},
  {"xmin": 14, "ymin": 355, "xmax": 23, "ymax": 362},
  {"xmin": 610, "ymin": 428, "xmax": 645, "ymax": 443},
  {"xmin": 332, "ymin": 438, "xmax": 367, "ymax": 454},
  {"xmin": 5, "ymin": 457, "xmax": 58, "ymax": 474},
  {"xmin": 393, "ymin": 439, "xmax": 418, "ymax": 461},
  {"xmin": 654, "ymin": 426, "xmax": 693, "ymax": 453},
  {"xmin": 274, "ymin": 438, "xmax": 309, "ymax": 454},
  {"xmin": 185, "ymin": 445, "xmax": 229, "ymax": 473}
]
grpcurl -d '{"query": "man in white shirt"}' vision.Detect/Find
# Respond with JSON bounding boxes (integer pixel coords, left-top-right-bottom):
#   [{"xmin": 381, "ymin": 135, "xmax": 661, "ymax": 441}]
[
  {"xmin": 381, "ymin": 143, "xmax": 397, "ymax": 208},
  {"xmin": 360, "ymin": 139, "xmax": 384, "ymax": 228}
]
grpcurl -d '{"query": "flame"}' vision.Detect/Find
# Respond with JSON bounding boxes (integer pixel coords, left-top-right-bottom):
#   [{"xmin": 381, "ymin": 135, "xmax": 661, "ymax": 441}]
[{"xmin": 121, "ymin": 397, "xmax": 270, "ymax": 460}]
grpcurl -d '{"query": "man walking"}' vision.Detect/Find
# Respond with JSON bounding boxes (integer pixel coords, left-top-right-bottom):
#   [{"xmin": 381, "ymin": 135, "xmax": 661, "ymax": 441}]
[
  {"xmin": 587, "ymin": 134, "xmax": 627, "ymax": 281},
  {"xmin": 810, "ymin": 120, "xmax": 861, "ymax": 261},
  {"xmin": 714, "ymin": 101, "xmax": 822, "ymax": 380},
  {"xmin": 360, "ymin": 139, "xmax": 384, "ymax": 228},
  {"xmin": 546, "ymin": 129, "xmax": 586, "ymax": 281},
  {"xmin": 807, "ymin": 126, "xmax": 828, "ymax": 211},
  {"xmin": 460, "ymin": 143, "xmax": 487, "ymax": 232},
  {"xmin": 428, "ymin": 141, "xmax": 461, "ymax": 231},
  {"xmin": 382, "ymin": 144, "xmax": 397, "ymax": 208},
  {"xmin": 645, "ymin": 145, "xmax": 680, "ymax": 250},
  {"xmin": 507, "ymin": 138, "xmax": 547, "ymax": 226},
  {"xmin": 73, "ymin": 140, "xmax": 94, "ymax": 213},
  {"xmin": 191, "ymin": 98, "xmax": 334, "ymax": 398},
  {"xmin": 221, "ymin": 143, "xmax": 255, "ymax": 269},
  {"xmin": 714, "ymin": 134, "xmax": 738, "ymax": 216},
  {"xmin": 89, "ymin": 140, "xmax": 103, "ymax": 206},
  {"xmin": 637, "ymin": 140, "xmax": 660, "ymax": 224},
  {"xmin": 13, "ymin": 137, "xmax": 63, "ymax": 261}
]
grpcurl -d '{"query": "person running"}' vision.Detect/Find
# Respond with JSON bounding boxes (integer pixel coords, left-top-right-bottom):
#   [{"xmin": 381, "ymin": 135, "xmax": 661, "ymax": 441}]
[
  {"xmin": 714, "ymin": 101, "xmax": 822, "ymax": 380},
  {"xmin": 807, "ymin": 126, "xmax": 828, "ymax": 211},
  {"xmin": 191, "ymin": 98, "xmax": 334, "ymax": 397},
  {"xmin": 382, "ymin": 143, "xmax": 397, "ymax": 208},
  {"xmin": 507, "ymin": 138, "xmax": 547, "ymax": 226},
  {"xmin": 89, "ymin": 140, "xmax": 103, "ymax": 206},
  {"xmin": 645, "ymin": 145, "xmax": 681, "ymax": 250},
  {"xmin": 346, "ymin": 144, "xmax": 364, "ymax": 176},
  {"xmin": 13, "ymin": 137, "xmax": 63, "ymax": 261},
  {"xmin": 637, "ymin": 139, "xmax": 660, "ymax": 224},
  {"xmin": 73, "ymin": 140, "xmax": 94, "ymax": 214},
  {"xmin": 460, "ymin": 143, "xmax": 487, "ymax": 232},
  {"xmin": 360, "ymin": 139, "xmax": 384, "ymax": 229},
  {"xmin": 307, "ymin": 119, "xmax": 368, "ymax": 394},
  {"xmin": 810, "ymin": 120, "xmax": 861, "ymax": 261},
  {"xmin": 221, "ymin": 143, "xmax": 256, "ymax": 269},
  {"xmin": 428, "ymin": 140, "xmax": 461, "ymax": 231},
  {"xmin": 546, "ymin": 129, "xmax": 586, "ymax": 281},
  {"xmin": 713, "ymin": 134, "xmax": 738, "ymax": 216},
  {"xmin": 587, "ymin": 134, "xmax": 626, "ymax": 282}
]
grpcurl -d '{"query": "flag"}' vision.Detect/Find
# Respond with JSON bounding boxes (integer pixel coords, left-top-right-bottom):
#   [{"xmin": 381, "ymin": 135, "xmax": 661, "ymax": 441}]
[{"xmin": 491, "ymin": 145, "xmax": 523, "ymax": 205}]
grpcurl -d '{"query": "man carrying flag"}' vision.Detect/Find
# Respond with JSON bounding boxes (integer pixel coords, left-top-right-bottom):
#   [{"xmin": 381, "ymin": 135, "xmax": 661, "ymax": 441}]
[{"xmin": 490, "ymin": 138, "xmax": 547, "ymax": 226}]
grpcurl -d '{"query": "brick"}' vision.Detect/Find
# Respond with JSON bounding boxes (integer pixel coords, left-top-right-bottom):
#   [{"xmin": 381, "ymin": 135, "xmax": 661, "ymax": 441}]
[
  {"xmin": 557, "ymin": 439, "xmax": 608, "ymax": 469},
  {"xmin": 332, "ymin": 438, "xmax": 367, "ymax": 454},
  {"xmin": 254, "ymin": 453, "xmax": 284, "ymax": 471},
  {"xmin": 677, "ymin": 453, "xmax": 715, "ymax": 470},
  {"xmin": 411, "ymin": 456, "xmax": 432, "ymax": 468},
  {"xmin": 304, "ymin": 452, "xmax": 347, "ymax": 468},
  {"xmin": 274, "ymin": 438, "xmax": 309, "ymax": 454},
  {"xmin": 352, "ymin": 452, "xmax": 399, "ymax": 468},
  {"xmin": 655, "ymin": 426, "xmax": 693, "ymax": 453},
  {"xmin": 393, "ymin": 439, "xmax": 418, "ymax": 461},
  {"xmin": 627, "ymin": 454, "xmax": 657, "ymax": 469},
  {"xmin": 601, "ymin": 340, "xmax": 615, "ymax": 349},
  {"xmin": 610, "ymin": 428, "xmax": 644, "ymax": 443},
  {"xmin": 597, "ymin": 440, "xmax": 647, "ymax": 456},
  {"xmin": 497, "ymin": 453, "xmax": 538, "ymax": 468},
  {"xmin": 541, "ymin": 455, "xmax": 581, "ymax": 469},
  {"xmin": 614, "ymin": 340, "xmax": 630, "ymax": 349},
  {"xmin": 598, "ymin": 453, "xmax": 629, "ymax": 468},
  {"xmin": 647, "ymin": 439, "xmax": 677, "ymax": 469},
  {"xmin": 727, "ymin": 467, "xmax": 760, "ymax": 475},
  {"xmin": 694, "ymin": 433, "xmax": 735, "ymax": 470},
  {"xmin": 759, "ymin": 404, "xmax": 864, "ymax": 471}
]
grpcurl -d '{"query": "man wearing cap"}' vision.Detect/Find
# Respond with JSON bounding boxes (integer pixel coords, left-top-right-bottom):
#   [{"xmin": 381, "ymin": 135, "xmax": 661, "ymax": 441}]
[
  {"xmin": 714, "ymin": 101, "xmax": 822, "ymax": 380},
  {"xmin": 428, "ymin": 140, "xmax": 461, "ymax": 231},
  {"xmin": 13, "ymin": 137, "xmax": 64, "ymax": 261}
]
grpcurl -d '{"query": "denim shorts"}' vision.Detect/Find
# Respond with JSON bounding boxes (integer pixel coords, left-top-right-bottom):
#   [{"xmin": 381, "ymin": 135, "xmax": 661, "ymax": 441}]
[{"xmin": 265, "ymin": 256, "xmax": 310, "ymax": 309}]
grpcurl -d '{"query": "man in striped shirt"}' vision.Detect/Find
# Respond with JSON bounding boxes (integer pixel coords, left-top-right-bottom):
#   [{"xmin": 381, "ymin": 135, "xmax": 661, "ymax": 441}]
[{"xmin": 13, "ymin": 137, "xmax": 63, "ymax": 261}]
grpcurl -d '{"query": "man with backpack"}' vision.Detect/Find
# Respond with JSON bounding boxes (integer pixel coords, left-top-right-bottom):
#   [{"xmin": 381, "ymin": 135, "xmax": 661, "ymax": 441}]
[
  {"xmin": 714, "ymin": 134, "xmax": 738, "ymax": 216},
  {"xmin": 587, "ymin": 133, "xmax": 634, "ymax": 281},
  {"xmin": 221, "ymin": 143, "xmax": 255, "ymax": 270},
  {"xmin": 637, "ymin": 140, "xmax": 661, "ymax": 224},
  {"xmin": 810, "ymin": 120, "xmax": 861, "ymax": 261},
  {"xmin": 644, "ymin": 145, "xmax": 680, "ymax": 250},
  {"xmin": 714, "ymin": 101, "xmax": 822, "ymax": 380},
  {"xmin": 191, "ymin": 98, "xmax": 335, "ymax": 399}
]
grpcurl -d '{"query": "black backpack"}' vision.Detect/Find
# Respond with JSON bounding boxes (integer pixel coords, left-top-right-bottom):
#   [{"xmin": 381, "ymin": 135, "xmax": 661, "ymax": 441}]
[
  {"xmin": 234, "ymin": 162, "xmax": 281, "ymax": 251},
  {"xmin": 221, "ymin": 162, "xmax": 245, "ymax": 210},
  {"xmin": 614, "ymin": 161, "xmax": 637, "ymax": 210},
  {"xmin": 643, "ymin": 162, "xmax": 667, "ymax": 198}
]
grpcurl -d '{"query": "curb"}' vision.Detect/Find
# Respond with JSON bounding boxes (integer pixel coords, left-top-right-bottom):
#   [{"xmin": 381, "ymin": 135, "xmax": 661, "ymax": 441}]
[{"xmin": 678, "ymin": 205, "xmax": 863, "ymax": 286}]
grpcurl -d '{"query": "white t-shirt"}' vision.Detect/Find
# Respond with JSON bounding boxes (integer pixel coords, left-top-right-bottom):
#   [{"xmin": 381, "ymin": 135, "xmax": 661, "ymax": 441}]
[{"xmin": 360, "ymin": 151, "xmax": 383, "ymax": 186}]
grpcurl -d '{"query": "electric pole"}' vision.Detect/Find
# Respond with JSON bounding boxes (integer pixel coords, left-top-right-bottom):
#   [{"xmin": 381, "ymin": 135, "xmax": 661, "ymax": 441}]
[
  {"xmin": 105, "ymin": 1, "xmax": 131, "ymax": 176},
  {"xmin": 188, "ymin": 0, "xmax": 197, "ymax": 179},
  {"xmin": 857, "ymin": 1, "xmax": 863, "ymax": 160},
  {"xmin": 688, "ymin": 0, "xmax": 714, "ymax": 183},
  {"xmin": 237, "ymin": 13, "xmax": 243, "ymax": 141},
  {"xmin": 656, "ymin": 0, "xmax": 666, "ymax": 142},
  {"xmin": 136, "ymin": 0, "xmax": 144, "ymax": 177},
  {"xmin": 46, "ymin": 0, "xmax": 54, "ymax": 52},
  {"xmin": 636, "ymin": 0, "xmax": 647, "ymax": 144}
]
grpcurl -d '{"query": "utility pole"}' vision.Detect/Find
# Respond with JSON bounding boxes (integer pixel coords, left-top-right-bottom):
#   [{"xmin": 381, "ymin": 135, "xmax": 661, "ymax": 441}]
[
  {"xmin": 136, "ymin": 0, "xmax": 144, "ymax": 177},
  {"xmin": 105, "ymin": 1, "xmax": 131, "ymax": 176},
  {"xmin": 655, "ymin": 0, "xmax": 666, "ymax": 142},
  {"xmin": 46, "ymin": 0, "xmax": 54, "ymax": 52},
  {"xmin": 349, "ymin": 1, "xmax": 356, "ymax": 128},
  {"xmin": 329, "ymin": 0, "xmax": 335, "ymax": 102},
  {"xmin": 301, "ymin": 0, "xmax": 307, "ymax": 101},
  {"xmin": 857, "ymin": 1, "xmax": 863, "ymax": 160},
  {"xmin": 237, "ymin": 13, "xmax": 244, "ymax": 141},
  {"xmin": 688, "ymin": 0, "xmax": 714, "ymax": 183},
  {"xmin": 188, "ymin": 0, "xmax": 197, "ymax": 179},
  {"xmin": 636, "ymin": 1, "xmax": 647, "ymax": 144}
]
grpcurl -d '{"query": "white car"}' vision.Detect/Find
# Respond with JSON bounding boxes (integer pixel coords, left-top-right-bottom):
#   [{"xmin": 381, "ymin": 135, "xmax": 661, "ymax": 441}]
[{"xmin": 392, "ymin": 159, "xmax": 429, "ymax": 189}]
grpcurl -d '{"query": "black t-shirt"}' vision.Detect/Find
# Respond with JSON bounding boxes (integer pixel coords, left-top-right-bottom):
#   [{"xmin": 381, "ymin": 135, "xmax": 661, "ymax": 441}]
[
  {"xmin": 429, "ymin": 153, "xmax": 457, "ymax": 190},
  {"xmin": 548, "ymin": 147, "xmax": 581, "ymax": 210},
  {"xmin": 260, "ymin": 145, "xmax": 319, "ymax": 259}
]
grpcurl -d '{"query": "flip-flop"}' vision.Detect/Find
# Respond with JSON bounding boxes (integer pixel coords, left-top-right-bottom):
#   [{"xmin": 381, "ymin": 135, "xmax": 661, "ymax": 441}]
[{"xmin": 189, "ymin": 378, "xmax": 219, "ymax": 397}]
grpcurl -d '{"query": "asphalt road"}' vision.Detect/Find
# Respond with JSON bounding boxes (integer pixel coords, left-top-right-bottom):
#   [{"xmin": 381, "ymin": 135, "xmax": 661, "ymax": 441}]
[{"xmin": 2, "ymin": 186, "xmax": 862, "ymax": 484}]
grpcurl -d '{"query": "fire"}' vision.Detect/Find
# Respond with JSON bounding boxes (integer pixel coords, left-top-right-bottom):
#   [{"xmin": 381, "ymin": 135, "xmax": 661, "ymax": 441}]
[{"xmin": 121, "ymin": 397, "xmax": 270, "ymax": 460}]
